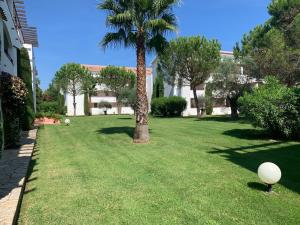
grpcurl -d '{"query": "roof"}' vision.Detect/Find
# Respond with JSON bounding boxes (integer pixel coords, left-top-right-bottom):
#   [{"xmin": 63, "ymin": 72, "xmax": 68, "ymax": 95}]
[
  {"xmin": 13, "ymin": 0, "xmax": 38, "ymax": 47},
  {"xmin": 82, "ymin": 64, "xmax": 153, "ymax": 76}
]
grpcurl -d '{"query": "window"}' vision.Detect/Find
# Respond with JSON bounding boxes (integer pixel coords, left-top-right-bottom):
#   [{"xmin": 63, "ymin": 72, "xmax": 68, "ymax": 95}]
[{"xmin": 190, "ymin": 84, "xmax": 205, "ymax": 91}]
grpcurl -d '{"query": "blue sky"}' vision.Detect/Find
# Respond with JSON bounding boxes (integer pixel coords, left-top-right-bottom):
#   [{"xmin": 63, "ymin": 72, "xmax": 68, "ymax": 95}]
[{"xmin": 25, "ymin": 0, "xmax": 271, "ymax": 90}]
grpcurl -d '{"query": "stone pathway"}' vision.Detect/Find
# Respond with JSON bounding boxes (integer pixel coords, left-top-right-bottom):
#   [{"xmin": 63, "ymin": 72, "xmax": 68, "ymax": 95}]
[{"xmin": 0, "ymin": 129, "xmax": 37, "ymax": 225}]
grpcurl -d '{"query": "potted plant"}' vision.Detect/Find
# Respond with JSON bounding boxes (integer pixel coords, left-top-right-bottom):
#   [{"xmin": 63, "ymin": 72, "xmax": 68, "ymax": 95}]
[{"xmin": 98, "ymin": 101, "xmax": 112, "ymax": 115}]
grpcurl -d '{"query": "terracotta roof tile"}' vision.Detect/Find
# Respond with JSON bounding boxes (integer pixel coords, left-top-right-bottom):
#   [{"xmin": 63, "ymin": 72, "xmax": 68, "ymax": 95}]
[{"xmin": 82, "ymin": 64, "xmax": 152, "ymax": 76}]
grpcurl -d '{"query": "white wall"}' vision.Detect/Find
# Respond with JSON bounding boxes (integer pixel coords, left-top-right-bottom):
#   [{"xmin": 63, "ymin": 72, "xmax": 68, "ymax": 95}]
[
  {"xmin": 0, "ymin": 0, "xmax": 22, "ymax": 76},
  {"xmin": 66, "ymin": 93, "xmax": 85, "ymax": 116}
]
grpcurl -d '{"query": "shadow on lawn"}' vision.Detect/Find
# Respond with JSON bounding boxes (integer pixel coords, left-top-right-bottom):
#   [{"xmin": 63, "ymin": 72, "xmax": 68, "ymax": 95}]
[
  {"xmin": 223, "ymin": 128, "xmax": 270, "ymax": 140},
  {"xmin": 97, "ymin": 126, "xmax": 135, "ymax": 138},
  {"xmin": 196, "ymin": 116, "xmax": 249, "ymax": 124},
  {"xmin": 210, "ymin": 141, "xmax": 300, "ymax": 194}
]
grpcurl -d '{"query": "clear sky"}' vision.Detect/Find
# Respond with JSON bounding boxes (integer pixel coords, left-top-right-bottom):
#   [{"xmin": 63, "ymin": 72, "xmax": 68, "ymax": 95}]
[{"xmin": 25, "ymin": 0, "xmax": 271, "ymax": 90}]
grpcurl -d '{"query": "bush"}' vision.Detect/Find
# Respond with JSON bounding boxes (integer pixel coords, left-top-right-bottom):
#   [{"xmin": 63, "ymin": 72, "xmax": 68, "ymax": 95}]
[
  {"xmin": 205, "ymin": 84, "xmax": 213, "ymax": 115},
  {"xmin": 151, "ymin": 96, "xmax": 187, "ymax": 117},
  {"xmin": 0, "ymin": 74, "xmax": 28, "ymax": 147},
  {"xmin": 239, "ymin": 76, "xmax": 300, "ymax": 139},
  {"xmin": 40, "ymin": 101, "xmax": 60, "ymax": 114}
]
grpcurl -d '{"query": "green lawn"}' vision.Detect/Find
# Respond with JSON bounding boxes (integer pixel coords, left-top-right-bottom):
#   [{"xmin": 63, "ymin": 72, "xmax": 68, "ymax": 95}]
[{"xmin": 19, "ymin": 116, "xmax": 300, "ymax": 225}]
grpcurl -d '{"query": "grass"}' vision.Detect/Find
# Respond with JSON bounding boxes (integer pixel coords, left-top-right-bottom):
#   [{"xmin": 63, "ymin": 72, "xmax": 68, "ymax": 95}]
[{"xmin": 19, "ymin": 116, "xmax": 300, "ymax": 225}]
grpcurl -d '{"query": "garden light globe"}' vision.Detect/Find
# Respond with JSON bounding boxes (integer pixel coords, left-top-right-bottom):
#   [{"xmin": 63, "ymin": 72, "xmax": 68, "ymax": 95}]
[
  {"xmin": 258, "ymin": 162, "xmax": 281, "ymax": 192},
  {"xmin": 65, "ymin": 119, "xmax": 71, "ymax": 126}
]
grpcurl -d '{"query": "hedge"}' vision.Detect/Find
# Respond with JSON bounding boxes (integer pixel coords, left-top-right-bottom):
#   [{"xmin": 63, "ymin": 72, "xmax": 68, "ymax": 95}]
[
  {"xmin": 18, "ymin": 48, "xmax": 35, "ymax": 131},
  {"xmin": 151, "ymin": 96, "xmax": 187, "ymax": 117}
]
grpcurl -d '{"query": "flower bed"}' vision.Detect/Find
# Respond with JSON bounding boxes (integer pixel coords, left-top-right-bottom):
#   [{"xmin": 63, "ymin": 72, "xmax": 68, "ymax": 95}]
[{"xmin": 35, "ymin": 117, "xmax": 61, "ymax": 125}]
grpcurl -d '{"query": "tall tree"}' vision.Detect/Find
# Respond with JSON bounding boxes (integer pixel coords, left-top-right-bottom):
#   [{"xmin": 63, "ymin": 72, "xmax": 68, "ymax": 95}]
[
  {"xmin": 55, "ymin": 63, "xmax": 91, "ymax": 116},
  {"xmin": 98, "ymin": 66, "xmax": 136, "ymax": 114},
  {"xmin": 152, "ymin": 64, "xmax": 165, "ymax": 99},
  {"xmin": 234, "ymin": 0, "xmax": 300, "ymax": 86},
  {"xmin": 159, "ymin": 36, "xmax": 221, "ymax": 117},
  {"xmin": 211, "ymin": 58, "xmax": 252, "ymax": 118},
  {"xmin": 99, "ymin": 0, "xmax": 179, "ymax": 143}
]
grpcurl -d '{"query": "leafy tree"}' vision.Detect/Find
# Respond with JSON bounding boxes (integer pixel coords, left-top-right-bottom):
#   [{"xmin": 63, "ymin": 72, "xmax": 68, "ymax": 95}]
[
  {"xmin": 234, "ymin": 0, "xmax": 300, "ymax": 86},
  {"xmin": 43, "ymin": 80, "xmax": 66, "ymax": 114},
  {"xmin": 99, "ymin": 66, "xmax": 136, "ymax": 114},
  {"xmin": 211, "ymin": 58, "xmax": 252, "ymax": 118},
  {"xmin": 18, "ymin": 48, "xmax": 35, "ymax": 130},
  {"xmin": 159, "ymin": 36, "xmax": 221, "ymax": 117},
  {"xmin": 55, "ymin": 63, "xmax": 91, "ymax": 116},
  {"xmin": 118, "ymin": 86, "xmax": 137, "ymax": 114},
  {"xmin": 205, "ymin": 84, "xmax": 213, "ymax": 115},
  {"xmin": 99, "ymin": 0, "xmax": 179, "ymax": 143},
  {"xmin": 152, "ymin": 65, "xmax": 165, "ymax": 99}
]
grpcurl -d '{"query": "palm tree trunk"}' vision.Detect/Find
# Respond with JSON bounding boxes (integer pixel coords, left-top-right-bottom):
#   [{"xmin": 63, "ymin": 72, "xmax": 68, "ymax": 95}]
[{"xmin": 133, "ymin": 33, "xmax": 149, "ymax": 143}]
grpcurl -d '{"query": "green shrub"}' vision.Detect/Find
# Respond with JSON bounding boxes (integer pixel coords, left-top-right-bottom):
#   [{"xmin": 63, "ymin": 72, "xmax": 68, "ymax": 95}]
[
  {"xmin": 239, "ymin": 76, "xmax": 300, "ymax": 139},
  {"xmin": 0, "ymin": 74, "xmax": 28, "ymax": 147},
  {"xmin": 40, "ymin": 101, "xmax": 59, "ymax": 113},
  {"xmin": 151, "ymin": 96, "xmax": 187, "ymax": 117}
]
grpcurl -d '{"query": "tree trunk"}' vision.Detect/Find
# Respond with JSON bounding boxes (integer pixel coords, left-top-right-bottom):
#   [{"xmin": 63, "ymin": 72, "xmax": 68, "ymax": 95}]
[
  {"xmin": 73, "ymin": 94, "xmax": 76, "ymax": 116},
  {"xmin": 192, "ymin": 88, "xmax": 201, "ymax": 118},
  {"xmin": 228, "ymin": 96, "xmax": 239, "ymax": 119},
  {"xmin": 133, "ymin": 33, "xmax": 149, "ymax": 143}
]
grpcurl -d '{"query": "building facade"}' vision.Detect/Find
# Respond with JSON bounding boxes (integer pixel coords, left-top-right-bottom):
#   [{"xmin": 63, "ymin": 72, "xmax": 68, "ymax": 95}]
[
  {"xmin": 151, "ymin": 51, "xmax": 239, "ymax": 117},
  {"xmin": 0, "ymin": 0, "xmax": 38, "ymax": 110},
  {"xmin": 65, "ymin": 65, "xmax": 153, "ymax": 116}
]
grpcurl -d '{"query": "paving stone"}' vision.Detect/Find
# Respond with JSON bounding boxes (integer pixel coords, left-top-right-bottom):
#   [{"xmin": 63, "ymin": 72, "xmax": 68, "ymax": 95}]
[{"xmin": 0, "ymin": 129, "xmax": 37, "ymax": 225}]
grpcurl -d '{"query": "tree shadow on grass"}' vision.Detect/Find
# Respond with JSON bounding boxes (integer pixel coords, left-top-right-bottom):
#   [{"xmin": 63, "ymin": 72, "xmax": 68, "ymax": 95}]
[
  {"xmin": 97, "ymin": 127, "xmax": 135, "ymax": 138},
  {"xmin": 223, "ymin": 129, "xmax": 271, "ymax": 140},
  {"xmin": 196, "ymin": 116, "xmax": 249, "ymax": 124},
  {"xmin": 210, "ymin": 142, "xmax": 300, "ymax": 194}
]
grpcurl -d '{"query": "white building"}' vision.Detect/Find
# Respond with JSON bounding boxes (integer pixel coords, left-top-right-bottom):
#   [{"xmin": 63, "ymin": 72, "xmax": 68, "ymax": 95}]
[
  {"xmin": 65, "ymin": 65, "xmax": 153, "ymax": 116},
  {"xmin": 151, "ymin": 51, "xmax": 237, "ymax": 117},
  {"xmin": 0, "ymin": 0, "xmax": 38, "ymax": 110}
]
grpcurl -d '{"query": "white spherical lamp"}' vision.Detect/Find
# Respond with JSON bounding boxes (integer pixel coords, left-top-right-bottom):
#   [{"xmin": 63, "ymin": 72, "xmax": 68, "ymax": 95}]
[
  {"xmin": 258, "ymin": 162, "xmax": 281, "ymax": 192},
  {"xmin": 64, "ymin": 119, "xmax": 71, "ymax": 126}
]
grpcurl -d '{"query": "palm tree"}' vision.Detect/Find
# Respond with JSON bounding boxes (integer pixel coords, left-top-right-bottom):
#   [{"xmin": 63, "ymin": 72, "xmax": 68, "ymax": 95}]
[{"xmin": 99, "ymin": 0, "xmax": 179, "ymax": 143}]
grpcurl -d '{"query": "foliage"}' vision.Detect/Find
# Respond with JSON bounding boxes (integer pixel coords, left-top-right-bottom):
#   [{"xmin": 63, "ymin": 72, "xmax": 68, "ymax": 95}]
[
  {"xmin": 55, "ymin": 63, "xmax": 92, "ymax": 116},
  {"xmin": 99, "ymin": 66, "xmax": 136, "ymax": 114},
  {"xmin": 43, "ymin": 81, "xmax": 66, "ymax": 115},
  {"xmin": 152, "ymin": 65, "xmax": 164, "ymax": 99},
  {"xmin": 18, "ymin": 48, "xmax": 35, "ymax": 130},
  {"xmin": 84, "ymin": 93, "xmax": 89, "ymax": 116},
  {"xmin": 211, "ymin": 58, "xmax": 252, "ymax": 118},
  {"xmin": 35, "ymin": 112, "xmax": 62, "ymax": 121},
  {"xmin": 151, "ymin": 96, "xmax": 187, "ymax": 117},
  {"xmin": 99, "ymin": 0, "xmax": 179, "ymax": 142},
  {"xmin": 35, "ymin": 79, "xmax": 43, "ymax": 113},
  {"xmin": 118, "ymin": 86, "xmax": 137, "ymax": 112},
  {"xmin": 205, "ymin": 84, "xmax": 213, "ymax": 115},
  {"xmin": 159, "ymin": 36, "xmax": 221, "ymax": 117},
  {"xmin": 98, "ymin": 101, "xmax": 113, "ymax": 109},
  {"xmin": 234, "ymin": 0, "xmax": 300, "ymax": 86},
  {"xmin": 40, "ymin": 101, "xmax": 60, "ymax": 114},
  {"xmin": 0, "ymin": 74, "xmax": 28, "ymax": 147},
  {"xmin": 239, "ymin": 76, "xmax": 300, "ymax": 139}
]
